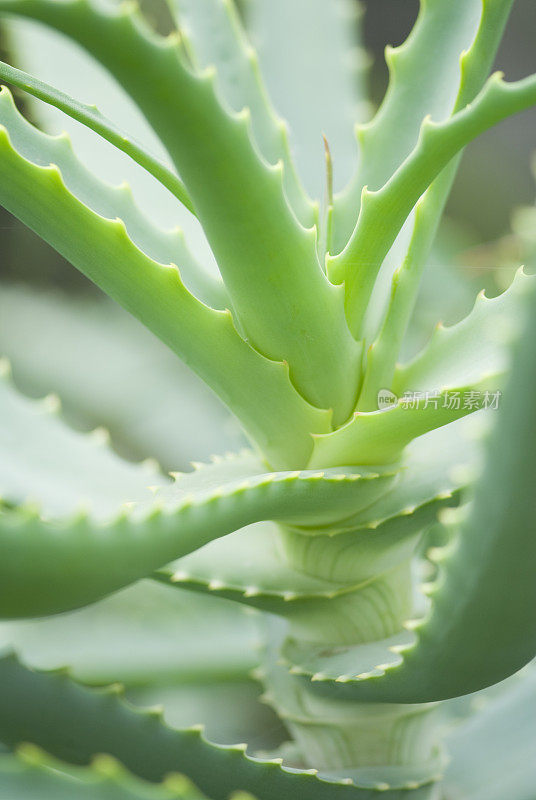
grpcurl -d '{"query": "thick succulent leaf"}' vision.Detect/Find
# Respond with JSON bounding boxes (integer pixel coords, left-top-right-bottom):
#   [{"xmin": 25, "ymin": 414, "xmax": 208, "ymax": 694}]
[
  {"xmin": 331, "ymin": 0, "xmax": 495, "ymax": 249},
  {"xmin": 167, "ymin": 0, "xmax": 313, "ymax": 226},
  {"xmin": 0, "ymin": 57, "xmax": 196, "ymax": 215},
  {"xmin": 248, "ymin": 0, "xmax": 370, "ymax": 199},
  {"xmin": 0, "ymin": 285, "xmax": 242, "ymax": 470},
  {"xmin": 0, "ymin": 374, "xmax": 396, "ymax": 617},
  {"xmin": 337, "ymin": 415, "xmax": 480, "ymax": 531},
  {"xmin": 0, "ymin": 361, "xmax": 165, "ymax": 521},
  {"xmin": 155, "ymin": 419, "xmax": 481, "ymax": 612},
  {"xmin": 0, "ymin": 86, "xmax": 223, "ymax": 308},
  {"xmin": 443, "ymin": 666, "xmax": 536, "ymax": 800},
  {"xmin": 358, "ymin": 0, "xmax": 518, "ymax": 398},
  {"xmin": 0, "ymin": 654, "xmax": 433, "ymax": 799},
  {"xmin": 0, "ymin": 0, "xmax": 361, "ymax": 420},
  {"xmin": 309, "ymin": 381, "xmax": 496, "ymax": 469},
  {"xmin": 0, "ymin": 93, "xmax": 332, "ymax": 468},
  {"xmin": 392, "ymin": 267, "xmax": 531, "ymax": 395},
  {"xmin": 290, "ymin": 280, "xmax": 536, "ymax": 703},
  {"xmin": 0, "ymin": 745, "xmax": 205, "ymax": 799},
  {"xmin": 311, "ymin": 270, "xmax": 535, "ymax": 467},
  {"xmin": 0, "ymin": 580, "xmax": 258, "ymax": 687},
  {"xmin": 155, "ymin": 523, "xmax": 359, "ymax": 614},
  {"xmin": 328, "ymin": 72, "xmax": 536, "ymax": 336}
]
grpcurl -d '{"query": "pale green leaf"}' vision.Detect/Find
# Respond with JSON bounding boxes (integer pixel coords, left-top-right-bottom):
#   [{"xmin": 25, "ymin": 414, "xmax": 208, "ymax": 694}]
[
  {"xmin": 329, "ymin": 72, "xmax": 536, "ymax": 337},
  {"xmin": 0, "ymin": 89, "xmax": 332, "ymax": 468},
  {"xmin": 0, "ymin": 0, "xmax": 361, "ymax": 419},
  {"xmin": 0, "ymin": 653, "xmax": 425, "ymax": 798},
  {"xmin": 0, "ymin": 285, "xmax": 242, "ymax": 470},
  {"xmin": 0, "ymin": 57, "xmax": 196, "ymax": 215},
  {"xmin": 248, "ymin": 0, "xmax": 370, "ymax": 199},
  {"xmin": 168, "ymin": 0, "xmax": 314, "ymax": 226}
]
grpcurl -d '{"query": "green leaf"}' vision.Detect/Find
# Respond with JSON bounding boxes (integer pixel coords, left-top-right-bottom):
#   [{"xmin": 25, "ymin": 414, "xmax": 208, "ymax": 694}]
[
  {"xmin": 0, "ymin": 745, "xmax": 205, "ymax": 799},
  {"xmin": 331, "ymin": 0, "xmax": 491, "ymax": 250},
  {"xmin": 167, "ymin": 0, "xmax": 314, "ymax": 226},
  {"xmin": 329, "ymin": 71, "xmax": 536, "ymax": 337},
  {"xmin": 154, "ymin": 512, "xmax": 418, "ymax": 624},
  {"xmin": 0, "ymin": 653, "xmax": 432, "ymax": 799},
  {"xmin": 0, "ymin": 580, "xmax": 259, "ymax": 687},
  {"xmin": 247, "ymin": 0, "xmax": 370, "ymax": 200},
  {"xmin": 0, "ymin": 85, "xmax": 224, "ymax": 308},
  {"xmin": 309, "ymin": 381, "xmax": 496, "ymax": 469},
  {"xmin": 392, "ymin": 268, "xmax": 532, "ymax": 396},
  {"xmin": 0, "ymin": 374, "xmax": 396, "ymax": 617},
  {"xmin": 355, "ymin": 0, "xmax": 517, "ymax": 398},
  {"xmin": 288, "ymin": 279, "xmax": 536, "ymax": 703},
  {"xmin": 0, "ymin": 0, "xmax": 361, "ymax": 420},
  {"xmin": 0, "ymin": 89, "xmax": 332, "ymax": 468},
  {"xmin": 0, "ymin": 57, "xmax": 196, "ymax": 216},
  {"xmin": 0, "ymin": 285, "xmax": 242, "ymax": 470}
]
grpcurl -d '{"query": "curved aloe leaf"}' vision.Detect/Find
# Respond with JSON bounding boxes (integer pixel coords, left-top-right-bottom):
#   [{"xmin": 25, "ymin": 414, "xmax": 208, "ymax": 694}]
[
  {"xmin": 0, "ymin": 0, "xmax": 361, "ymax": 420},
  {"xmin": 168, "ymin": 0, "xmax": 314, "ymax": 226},
  {"xmin": 0, "ymin": 371, "xmax": 396, "ymax": 617},
  {"xmin": 0, "ymin": 745, "xmax": 205, "ymax": 799},
  {"xmin": 0, "ymin": 86, "xmax": 224, "ymax": 308},
  {"xmin": 0, "ymin": 286, "xmax": 242, "ymax": 469},
  {"xmin": 248, "ymin": 0, "xmax": 370, "ymax": 202},
  {"xmin": 285, "ymin": 280, "xmax": 536, "ymax": 702},
  {"xmin": 0, "ymin": 654, "xmax": 433, "ymax": 799},
  {"xmin": 392, "ymin": 267, "xmax": 531, "ymax": 395},
  {"xmin": 331, "ymin": 0, "xmax": 510, "ymax": 249},
  {"xmin": 0, "ymin": 92, "xmax": 333, "ymax": 468},
  {"xmin": 357, "ymin": 0, "xmax": 518, "ymax": 397},
  {"xmin": 0, "ymin": 580, "xmax": 258, "ymax": 687},
  {"xmin": 311, "ymin": 269, "xmax": 534, "ymax": 467},
  {"xmin": 328, "ymin": 72, "xmax": 536, "ymax": 337},
  {"xmin": 0, "ymin": 58, "xmax": 196, "ymax": 216}
]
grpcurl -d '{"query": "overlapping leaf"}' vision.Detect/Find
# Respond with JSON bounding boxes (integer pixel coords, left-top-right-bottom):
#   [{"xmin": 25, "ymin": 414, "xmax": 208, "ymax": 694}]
[
  {"xmin": 0, "ymin": 654, "xmax": 434, "ymax": 798},
  {"xmin": 0, "ymin": 0, "xmax": 361, "ymax": 420},
  {"xmin": 0, "ymin": 89, "xmax": 332, "ymax": 468},
  {"xmin": 0, "ymin": 369, "xmax": 396, "ymax": 617},
  {"xmin": 282, "ymin": 281, "xmax": 536, "ymax": 703}
]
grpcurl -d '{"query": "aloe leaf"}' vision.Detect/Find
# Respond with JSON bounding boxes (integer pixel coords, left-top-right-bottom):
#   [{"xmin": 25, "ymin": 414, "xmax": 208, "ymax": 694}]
[
  {"xmin": 0, "ymin": 745, "xmax": 205, "ymax": 799},
  {"xmin": 0, "ymin": 93, "xmax": 332, "ymax": 468},
  {"xmin": 357, "ymin": 0, "xmax": 517, "ymax": 394},
  {"xmin": 331, "ymin": 0, "xmax": 497, "ymax": 250},
  {"xmin": 153, "ymin": 501, "xmax": 443, "ymax": 634},
  {"xmin": 329, "ymin": 72, "xmax": 536, "ymax": 337},
  {"xmin": 0, "ymin": 580, "xmax": 258, "ymax": 687},
  {"xmin": 358, "ymin": 265, "xmax": 533, "ymax": 411},
  {"xmin": 391, "ymin": 267, "xmax": 531, "ymax": 396},
  {"xmin": 0, "ymin": 654, "xmax": 431, "ymax": 799},
  {"xmin": 0, "ymin": 373, "xmax": 397, "ymax": 617},
  {"xmin": 0, "ymin": 0, "xmax": 361, "ymax": 419},
  {"xmin": 155, "ymin": 420, "xmax": 482, "ymax": 616},
  {"xmin": 0, "ymin": 286, "xmax": 242, "ymax": 469},
  {"xmin": 290, "ymin": 280, "xmax": 536, "ymax": 703},
  {"xmin": 0, "ymin": 86, "xmax": 225, "ymax": 309},
  {"xmin": 167, "ymin": 0, "xmax": 314, "ymax": 227},
  {"xmin": 248, "ymin": 0, "xmax": 370, "ymax": 200},
  {"xmin": 155, "ymin": 523, "xmax": 361, "ymax": 614},
  {"xmin": 338, "ymin": 415, "xmax": 480, "ymax": 531},
  {"xmin": 0, "ymin": 58, "xmax": 196, "ymax": 215},
  {"xmin": 309, "ymin": 379, "xmax": 498, "ymax": 469}
]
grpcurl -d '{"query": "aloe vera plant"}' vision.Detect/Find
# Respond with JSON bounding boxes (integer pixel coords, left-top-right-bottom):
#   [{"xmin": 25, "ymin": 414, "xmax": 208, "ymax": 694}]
[{"xmin": 0, "ymin": 0, "xmax": 535, "ymax": 797}]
